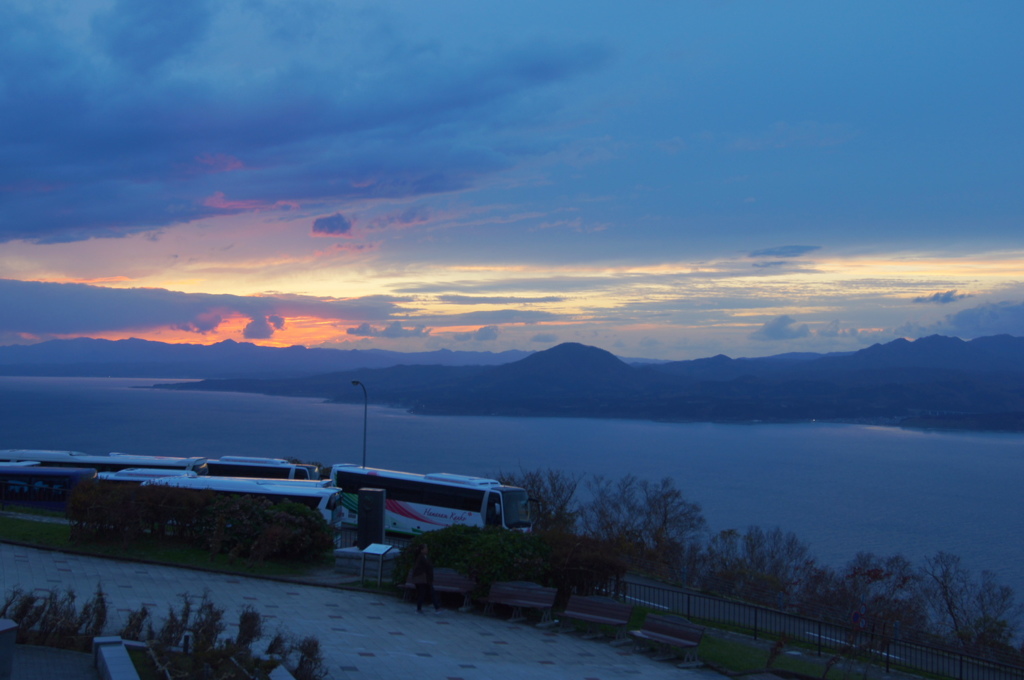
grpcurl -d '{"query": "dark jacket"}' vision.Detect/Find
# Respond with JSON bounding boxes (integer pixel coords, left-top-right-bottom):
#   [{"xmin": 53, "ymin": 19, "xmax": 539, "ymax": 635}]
[{"xmin": 411, "ymin": 552, "xmax": 434, "ymax": 585}]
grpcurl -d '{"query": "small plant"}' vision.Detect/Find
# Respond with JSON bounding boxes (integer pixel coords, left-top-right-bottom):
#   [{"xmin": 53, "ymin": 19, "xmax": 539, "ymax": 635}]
[
  {"xmin": 189, "ymin": 590, "xmax": 225, "ymax": 655},
  {"xmin": 0, "ymin": 586, "xmax": 25, "ymax": 618},
  {"xmin": 292, "ymin": 635, "xmax": 327, "ymax": 680},
  {"xmin": 1, "ymin": 585, "xmax": 110, "ymax": 651},
  {"xmin": 76, "ymin": 583, "xmax": 109, "ymax": 638},
  {"xmin": 235, "ymin": 605, "xmax": 263, "ymax": 650},
  {"xmin": 10, "ymin": 591, "xmax": 45, "ymax": 642},
  {"xmin": 119, "ymin": 605, "xmax": 150, "ymax": 641},
  {"xmin": 155, "ymin": 592, "xmax": 192, "ymax": 647},
  {"xmin": 264, "ymin": 630, "xmax": 290, "ymax": 658},
  {"xmin": 766, "ymin": 636, "xmax": 787, "ymax": 668},
  {"xmin": 38, "ymin": 589, "xmax": 79, "ymax": 647}
]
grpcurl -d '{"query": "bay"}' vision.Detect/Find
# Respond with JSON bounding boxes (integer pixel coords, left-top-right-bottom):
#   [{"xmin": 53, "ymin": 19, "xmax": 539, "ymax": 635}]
[{"xmin": 1, "ymin": 376, "xmax": 1022, "ymax": 597}]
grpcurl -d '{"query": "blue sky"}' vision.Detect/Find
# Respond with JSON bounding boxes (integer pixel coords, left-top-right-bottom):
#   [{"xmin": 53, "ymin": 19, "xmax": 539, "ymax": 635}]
[{"xmin": 1, "ymin": 0, "xmax": 1022, "ymax": 359}]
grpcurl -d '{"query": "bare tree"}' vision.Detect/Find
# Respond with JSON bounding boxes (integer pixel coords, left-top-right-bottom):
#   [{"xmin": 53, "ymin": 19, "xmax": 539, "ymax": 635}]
[
  {"xmin": 698, "ymin": 526, "xmax": 816, "ymax": 605},
  {"xmin": 921, "ymin": 551, "xmax": 1022, "ymax": 652},
  {"xmin": 795, "ymin": 551, "xmax": 930, "ymax": 636},
  {"xmin": 579, "ymin": 474, "xmax": 705, "ymax": 576},
  {"xmin": 497, "ymin": 467, "xmax": 584, "ymax": 533},
  {"xmin": 743, "ymin": 526, "xmax": 816, "ymax": 591}
]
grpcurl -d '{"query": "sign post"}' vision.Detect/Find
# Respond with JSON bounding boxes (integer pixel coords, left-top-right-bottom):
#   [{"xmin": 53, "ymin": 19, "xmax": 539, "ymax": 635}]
[{"xmin": 360, "ymin": 543, "xmax": 393, "ymax": 586}]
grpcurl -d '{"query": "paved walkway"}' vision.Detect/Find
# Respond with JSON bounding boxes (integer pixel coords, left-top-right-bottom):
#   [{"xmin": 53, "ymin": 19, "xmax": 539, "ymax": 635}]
[{"xmin": 0, "ymin": 543, "xmax": 722, "ymax": 680}]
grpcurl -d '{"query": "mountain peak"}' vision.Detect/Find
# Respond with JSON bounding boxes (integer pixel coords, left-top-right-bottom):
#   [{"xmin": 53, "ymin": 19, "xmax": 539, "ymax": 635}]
[
  {"xmin": 485, "ymin": 342, "xmax": 636, "ymax": 391},
  {"xmin": 517, "ymin": 342, "xmax": 630, "ymax": 371}
]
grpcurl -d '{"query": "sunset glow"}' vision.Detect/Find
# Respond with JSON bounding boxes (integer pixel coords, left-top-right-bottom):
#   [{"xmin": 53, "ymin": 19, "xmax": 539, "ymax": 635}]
[{"xmin": 2, "ymin": 1, "xmax": 1021, "ymax": 359}]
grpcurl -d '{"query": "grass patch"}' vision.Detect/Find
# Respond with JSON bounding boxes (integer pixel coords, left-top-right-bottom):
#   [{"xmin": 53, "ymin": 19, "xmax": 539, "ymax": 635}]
[
  {"xmin": 0, "ymin": 504, "xmax": 66, "ymax": 518},
  {"xmin": 699, "ymin": 635, "xmax": 839, "ymax": 676},
  {"xmin": 0, "ymin": 515, "xmax": 72, "ymax": 546},
  {"xmin": 128, "ymin": 648, "xmax": 161, "ymax": 680}
]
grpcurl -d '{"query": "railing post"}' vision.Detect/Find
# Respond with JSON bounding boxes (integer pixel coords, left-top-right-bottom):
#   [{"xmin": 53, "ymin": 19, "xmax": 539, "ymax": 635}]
[{"xmin": 627, "ymin": 577, "xmax": 1021, "ymax": 680}]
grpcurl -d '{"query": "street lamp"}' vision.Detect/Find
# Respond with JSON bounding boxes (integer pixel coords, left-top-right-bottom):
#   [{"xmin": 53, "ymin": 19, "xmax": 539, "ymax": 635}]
[{"xmin": 352, "ymin": 380, "xmax": 367, "ymax": 468}]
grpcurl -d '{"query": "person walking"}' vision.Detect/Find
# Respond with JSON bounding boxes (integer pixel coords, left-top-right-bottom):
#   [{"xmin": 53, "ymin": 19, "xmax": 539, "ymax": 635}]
[{"xmin": 410, "ymin": 543, "xmax": 441, "ymax": 613}]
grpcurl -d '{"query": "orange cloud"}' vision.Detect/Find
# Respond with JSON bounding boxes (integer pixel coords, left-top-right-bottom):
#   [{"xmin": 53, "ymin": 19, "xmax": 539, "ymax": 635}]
[
  {"xmin": 56, "ymin": 314, "xmax": 353, "ymax": 348},
  {"xmin": 24, "ymin": 275, "xmax": 135, "ymax": 285}
]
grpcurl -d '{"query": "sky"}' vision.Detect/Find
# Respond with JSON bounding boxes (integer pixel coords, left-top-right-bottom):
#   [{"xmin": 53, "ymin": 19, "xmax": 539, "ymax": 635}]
[{"xmin": 1, "ymin": 1, "xmax": 1023, "ymax": 361}]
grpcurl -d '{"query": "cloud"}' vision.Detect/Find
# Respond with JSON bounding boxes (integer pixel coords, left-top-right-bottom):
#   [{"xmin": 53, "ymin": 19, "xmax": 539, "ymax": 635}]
[
  {"xmin": 453, "ymin": 325, "xmax": 499, "ymax": 341},
  {"xmin": 750, "ymin": 315, "xmax": 811, "ymax": 341},
  {"xmin": 176, "ymin": 313, "xmax": 223, "ymax": 334},
  {"xmin": 0, "ymin": 2, "xmax": 612, "ymax": 244},
  {"xmin": 364, "ymin": 206, "xmax": 434, "ymax": 231},
  {"xmin": 243, "ymin": 314, "xmax": 285, "ymax": 340},
  {"xmin": 749, "ymin": 246, "xmax": 821, "ymax": 259},
  {"xmin": 413, "ymin": 310, "xmax": 559, "ymax": 326},
  {"xmin": 913, "ymin": 290, "xmax": 971, "ymax": 304},
  {"xmin": 312, "ymin": 213, "xmax": 354, "ymax": 237},
  {"xmin": 0, "ymin": 279, "xmax": 400, "ymax": 339},
  {"xmin": 937, "ymin": 301, "xmax": 1024, "ymax": 338},
  {"xmin": 531, "ymin": 333, "xmax": 559, "ymax": 343},
  {"xmin": 0, "ymin": 278, "xmax": 569, "ymax": 345},
  {"xmin": 345, "ymin": 322, "xmax": 430, "ymax": 338},
  {"xmin": 437, "ymin": 295, "xmax": 564, "ymax": 305},
  {"xmin": 815, "ymin": 320, "xmax": 861, "ymax": 338},
  {"xmin": 91, "ymin": 0, "xmax": 211, "ymax": 74}
]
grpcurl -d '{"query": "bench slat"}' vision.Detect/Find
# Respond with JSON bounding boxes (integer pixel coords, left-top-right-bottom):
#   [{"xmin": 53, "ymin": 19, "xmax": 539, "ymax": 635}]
[
  {"xmin": 560, "ymin": 595, "xmax": 634, "ymax": 643},
  {"xmin": 402, "ymin": 568, "xmax": 477, "ymax": 611},
  {"xmin": 484, "ymin": 582, "xmax": 558, "ymax": 627},
  {"xmin": 629, "ymin": 614, "xmax": 704, "ymax": 667}
]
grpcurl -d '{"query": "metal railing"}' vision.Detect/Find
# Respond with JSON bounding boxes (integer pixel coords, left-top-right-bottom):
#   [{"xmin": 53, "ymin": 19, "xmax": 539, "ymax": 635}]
[{"xmin": 618, "ymin": 580, "xmax": 1024, "ymax": 680}]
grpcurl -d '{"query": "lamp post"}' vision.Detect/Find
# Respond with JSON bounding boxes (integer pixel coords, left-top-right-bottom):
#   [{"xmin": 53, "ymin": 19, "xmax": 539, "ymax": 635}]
[{"xmin": 352, "ymin": 380, "xmax": 367, "ymax": 468}]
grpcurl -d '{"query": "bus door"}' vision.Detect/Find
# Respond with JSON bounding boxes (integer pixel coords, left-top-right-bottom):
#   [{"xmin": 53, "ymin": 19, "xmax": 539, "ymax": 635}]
[{"xmin": 484, "ymin": 491, "xmax": 503, "ymax": 527}]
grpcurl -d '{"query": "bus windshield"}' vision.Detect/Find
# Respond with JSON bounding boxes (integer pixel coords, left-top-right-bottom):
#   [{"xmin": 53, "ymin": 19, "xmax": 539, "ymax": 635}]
[{"xmin": 500, "ymin": 488, "xmax": 532, "ymax": 529}]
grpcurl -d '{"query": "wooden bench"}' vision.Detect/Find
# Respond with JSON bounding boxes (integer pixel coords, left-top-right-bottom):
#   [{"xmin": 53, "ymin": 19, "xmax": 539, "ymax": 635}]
[
  {"xmin": 401, "ymin": 567, "xmax": 477, "ymax": 611},
  {"xmin": 628, "ymin": 613, "xmax": 705, "ymax": 666},
  {"xmin": 559, "ymin": 594, "xmax": 634, "ymax": 645},
  {"xmin": 483, "ymin": 581, "xmax": 558, "ymax": 627}
]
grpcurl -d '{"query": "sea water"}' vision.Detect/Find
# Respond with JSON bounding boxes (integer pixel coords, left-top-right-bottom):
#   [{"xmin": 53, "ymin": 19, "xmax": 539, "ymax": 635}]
[{"xmin": 1, "ymin": 376, "xmax": 1021, "ymax": 595}]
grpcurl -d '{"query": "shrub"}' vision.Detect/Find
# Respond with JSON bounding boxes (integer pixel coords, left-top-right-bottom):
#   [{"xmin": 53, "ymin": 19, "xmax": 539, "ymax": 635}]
[
  {"xmin": 119, "ymin": 605, "xmax": 150, "ymax": 641},
  {"xmin": 68, "ymin": 482, "xmax": 217, "ymax": 544},
  {"xmin": 196, "ymin": 494, "xmax": 273, "ymax": 558},
  {"xmin": 189, "ymin": 591, "xmax": 226, "ymax": 655},
  {"xmin": 262, "ymin": 502, "xmax": 334, "ymax": 562},
  {"xmin": 235, "ymin": 605, "xmax": 263, "ymax": 650},
  {"xmin": 1, "ymin": 585, "xmax": 110, "ymax": 651},
  {"xmin": 391, "ymin": 525, "xmax": 551, "ymax": 592},
  {"xmin": 292, "ymin": 636, "xmax": 327, "ymax": 680},
  {"xmin": 540, "ymin": 529, "xmax": 629, "ymax": 605},
  {"xmin": 197, "ymin": 497, "xmax": 333, "ymax": 564},
  {"xmin": 67, "ymin": 480, "xmax": 140, "ymax": 542}
]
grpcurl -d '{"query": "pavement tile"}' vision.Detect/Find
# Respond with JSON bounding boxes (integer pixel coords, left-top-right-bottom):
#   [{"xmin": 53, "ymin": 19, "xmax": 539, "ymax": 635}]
[{"xmin": 1, "ymin": 543, "xmax": 722, "ymax": 680}]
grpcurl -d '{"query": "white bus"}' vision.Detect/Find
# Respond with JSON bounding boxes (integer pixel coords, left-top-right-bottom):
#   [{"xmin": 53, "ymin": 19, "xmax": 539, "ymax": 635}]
[
  {"xmin": 0, "ymin": 450, "xmax": 209, "ymax": 475},
  {"xmin": 205, "ymin": 456, "xmax": 319, "ymax": 480},
  {"xmin": 97, "ymin": 468, "xmax": 199, "ymax": 483},
  {"xmin": 140, "ymin": 476, "xmax": 341, "ymax": 525},
  {"xmin": 329, "ymin": 464, "xmax": 534, "ymax": 537}
]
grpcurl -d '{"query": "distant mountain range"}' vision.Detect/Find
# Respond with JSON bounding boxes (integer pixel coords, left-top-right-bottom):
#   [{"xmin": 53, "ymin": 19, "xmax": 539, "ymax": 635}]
[
  {"xmin": 0, "ymin": 337, "xmax": 532, "ymax": 378},
  {"xmin": 149, "ymin": 334, "xmax": 1024, "ymax": 431},
  {"xmin": 6, "ymin": 335, "xmax": 1024, "ymax": 431}
]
